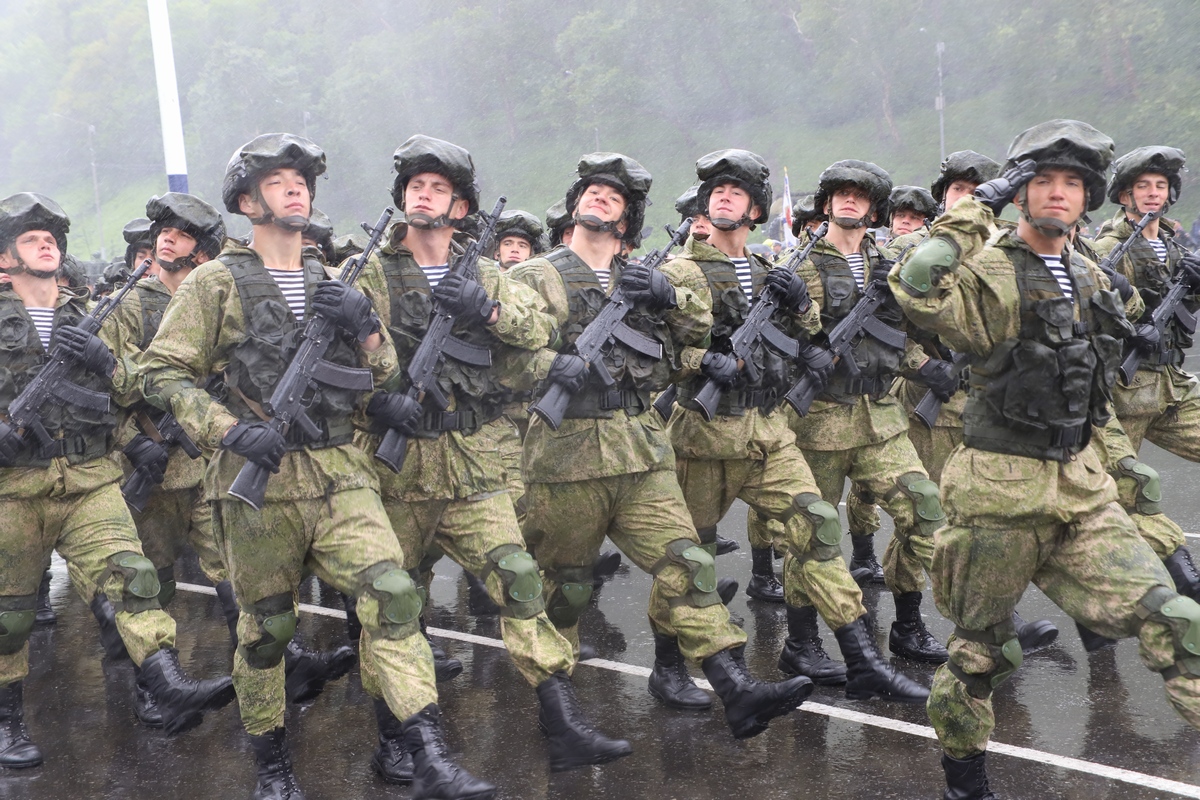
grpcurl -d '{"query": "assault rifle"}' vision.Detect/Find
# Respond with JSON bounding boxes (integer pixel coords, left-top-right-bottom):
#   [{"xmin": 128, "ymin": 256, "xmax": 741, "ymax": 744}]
[
  {"xmin": 5, "ymin": 258, "xmax": 152, "ymax": 459},
  {"xmin": 228, "ymin": 208, "xmax": 394, "ymax": 509},
  {"xmin": 690, "ymin": 222, "xmax": 829, "ymax": 421},
  {"xmin": 374, "ymin": 197, "xmax": 507, "ymax": 473},
  {"xmin": 912, "ymin": 350, "xmax": 969, "ymax": 429},
  {"xmin": 122, "ymin": 410, "xmax": 202, "ymax": 513},
  {"xmin": 529, "ymin": 219, "xmax": 693, "ymax": 431},
  {"xmin": 784, "ymin": 250, "xmax": 909, "ymax": 416}
]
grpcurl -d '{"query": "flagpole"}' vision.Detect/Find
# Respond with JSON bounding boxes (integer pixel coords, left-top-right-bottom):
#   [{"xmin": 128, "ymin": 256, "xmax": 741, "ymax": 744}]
[{"xmin": 147, "ymin": 0, "xmax": 188, "ymax": 192}]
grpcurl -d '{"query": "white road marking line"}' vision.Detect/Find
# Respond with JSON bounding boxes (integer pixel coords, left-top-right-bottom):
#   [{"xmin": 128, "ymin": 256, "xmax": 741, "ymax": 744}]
[{"xmin": 175, "ymin": 581, "xmax": 1200, "ymax": 798}]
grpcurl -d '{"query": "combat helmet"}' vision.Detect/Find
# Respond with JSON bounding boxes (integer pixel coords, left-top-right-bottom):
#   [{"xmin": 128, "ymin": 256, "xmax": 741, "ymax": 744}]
[
  {"xmin": 302, "ymin": 208, "xmax": 337, "ymax": 263},
  {"xmin": 221, "ymin": 133, "xmax": 326, "ymax": 230},
  {"xmin": 391, "ymin": 135, "xmax": 479, "ymax": 229},
  {"xmin": 565, "ymin": 152, "xmax": 652, "ymax": 248},
  {"xmin": 146, "ymin": 192, "xmax": 226, "ymax": 271},
  {"xmin": 695, "ymin": 149, "xmax": 773, "ymax": 230},
  {"xmin": 675, "ymin": 185, "xmax": 702, "ymax": 221},
  {"xmin": 1005, "ymin": 119, "xmax": 1114, "ymax": 234},
  {"xmin": 930, "ymin": 150, "xmax": 1001, "ymax": 204},
  {"xmin": 494, "ymin": 210, "xmax": 545, "ymax": 256},
  {"xmin": 122, "ymin": 218, "xmax": 154, "ymax": 270},
  {"xmin": 888, "ymin": 186, "xmax": 938, "ymax": 225},
  {"xmin": 813, "ymin": 160, "xmax": 892, "ymax": 229},
  {"xmin": 0, "ymin": 193, "xmax": 70, "ymax": 258},
  {"xmin": 790, "ymin": 194, "xmax": 822, "ymax": 238},
  {"xmin": 1107, "ymin": 145, "xmax": 1187, "ymax": 210}
]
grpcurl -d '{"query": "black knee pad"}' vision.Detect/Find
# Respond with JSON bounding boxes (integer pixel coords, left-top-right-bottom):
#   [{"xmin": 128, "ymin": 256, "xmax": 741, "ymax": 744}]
[
  {"xmin": 238, "ymin": 592, "xmax": 297, "ymax": 669},
  {"xmin": 0, "ymin": 595, "xmax": 37, "ymax": 655},
  {"xmin": 106, "ymin": 551, "xmax": 162, "ymax": 614},
  {"xmin": 544, "ymin": 565, "xmax": 594, "ymax": 628},
  {"xmin": 480, "ymin": 544, "xmax": 545, "ymax": 620}
]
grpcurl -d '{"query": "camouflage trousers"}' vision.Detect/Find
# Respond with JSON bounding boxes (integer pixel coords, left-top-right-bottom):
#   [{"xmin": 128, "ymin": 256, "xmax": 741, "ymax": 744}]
[
  {"xmin": 929, "ymin": 447, "xmax": 1200, "ymax": 758},
  {"xmin": 0, "ymin": 481, "xmax": 176, "ymax": 684},
  {"xmin": 361, "ymin": 492, "xmax": 574, "ymax": 694},
  {"xmin": 676, "ymin": 449, "xmax": 865, "ymax": 629},
  {"xmin": 1095, "ymin": 415, "xmax": 1186, "ymax": 560},
  {"xmin": 803, "ymin": 432, "xmax": 938, "ymax": 595},
  {"xmin": 68, "ymin": 485, "xmax": 227, "ymax": 607},
  {"xmin": 524, "ymin": 468, "xmax": 747, "ymax": 664},
  {"xmin": 497, "ymin": 415, "xmax": 527, "ymax": 516},
  {"xmin": 215, "ymin": 487, "xmax": 436, "ymax": 736},
  {"xmin": 1116, "ymin": 367, "xmax": 1200, "ymax": 462}
]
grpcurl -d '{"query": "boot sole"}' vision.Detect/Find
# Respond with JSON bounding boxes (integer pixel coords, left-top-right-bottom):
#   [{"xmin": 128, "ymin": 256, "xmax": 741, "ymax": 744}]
[
  {"xmin": 1019, "ymin": 625, "xmax": 1059, "ymax": 655},
  {"xmin": 434, "ymin": 660, "xmax": 464, "ymax": 683},
  {"xmin": 648, "ymin": 682, "xmax": 713, "ymax": 711},
  {"xmin": 161, "ymin": 681, "xmax": 237, "ymax": 736},
  {"xmin": 370, "ymin": 754, "xmax": 414, "ymax": 785},
  {"xmin": 548, "ymin": 741, "xmax": 633, "ymax": 772},
  {"xmin": 845, "ymin": 687, "xmax": 929, "ymax": 704},
  {"xmin": 728, "ymin": 679, "xmax": 815, "ymax": 740},
  {"xmin": 745, "ymin": 586, "xmax": 785, "ymax": 603},
  {"xmin": 777, "ymin": 662, "xmax": 847, "ymax": 686},
  {"xmin": 0, "ymin": 756, "xmax": 44, "ymax": 769}
]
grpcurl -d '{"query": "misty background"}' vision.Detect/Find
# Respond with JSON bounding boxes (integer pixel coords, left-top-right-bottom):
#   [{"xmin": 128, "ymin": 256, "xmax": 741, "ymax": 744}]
[{"xmin": 1, "ymin": 0, "xmax": 1198, "ymax": 259}]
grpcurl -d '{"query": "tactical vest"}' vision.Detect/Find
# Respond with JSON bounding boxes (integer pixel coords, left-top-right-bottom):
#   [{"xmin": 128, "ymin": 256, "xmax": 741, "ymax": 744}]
[
  {"xmin": 813, "ymin": 241, "xmax": 907, "ymax": 404},
  {"xmin": 0, "ymin": 293, "xmax": 117, "ymax": 465},
  {"xmin": 221, "ymin": 253, "xmax": 359, "ymax": 449},
  {"xmin": 546, "ymin": 246, "xmax": 675, "ymax": 419},
  {"xmin": 378, "ymin": 248, "xmax": 504, "ymax": 437},
  {"xmin": 1119, "ymin": 228, "xmax": 1191, "ymax": 368},
  {"xmin": 676, "ymin": 252, "xmax": 791, "ymax": 416},
  {"xmin": 134, "ymin": 281, "xmax": 170, "ymax": 349},
  {"xmin": 963, "ymin": 247, "xmax": 1132, "ymax": 462}
]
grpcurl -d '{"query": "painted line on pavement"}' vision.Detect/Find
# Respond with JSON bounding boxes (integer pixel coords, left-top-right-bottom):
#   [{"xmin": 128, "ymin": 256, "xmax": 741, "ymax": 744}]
[{"xmin": 176, "ymin": 581, "xmax": 1200, "ymax": 797}]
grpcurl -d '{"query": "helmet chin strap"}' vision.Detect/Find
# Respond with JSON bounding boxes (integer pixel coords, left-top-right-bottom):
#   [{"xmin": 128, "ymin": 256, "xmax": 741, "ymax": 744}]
[
  {"xmin": 247, "ymin": 187, "xmax": 309, "ymax": 231},
  {"xmin": 831, "ymin": 214, "xmax": 869, "ymax": 230},
  {"xmin": 709, "ymin": 215, "xmax": 750, "ymax": 231},
  {"xmin": 573, "ymin": 213, "xmax": 623, "ymax": 238},
  {"xmin": 1, "ymin": 253, "xmax": 58, "ymax": 279},
  {"xmin": 156, "ymin": 252, "xmax": 200, "ymax": 273},
  {"xmin": 405, "ymin": 212, "xmax": 453, "ymax": 230}
]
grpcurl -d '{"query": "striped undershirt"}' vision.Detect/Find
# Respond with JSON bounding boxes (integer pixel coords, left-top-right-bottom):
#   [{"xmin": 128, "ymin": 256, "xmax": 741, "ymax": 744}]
[
  {"xmin": 1039, "ymin": 254, "xmax": 1075, "ymax": 300},
  {"xmin": 730, "ymin": 257, "xmax": 754, "ymax": 298},
  {"xmin": 594, "ymin": 268, "xmax": 610, "ymax": 292},
  {"xmin": 1147, "ymin": 237, "xmax": 1168, "ymax": 264},
  {"xmin": 265, "ymin": 268, "xmax": 307, "ymax": 322},
  {"xmin": 422, "ymin": 264, "xmax": 450, "ymax": 288},
  {"xmin": 846, "ymin": 253, "xmax": 865, "ymax": 289},
  {"xmin": 26, "ymin": 307, "xmax": 54, "ymax": 349}
]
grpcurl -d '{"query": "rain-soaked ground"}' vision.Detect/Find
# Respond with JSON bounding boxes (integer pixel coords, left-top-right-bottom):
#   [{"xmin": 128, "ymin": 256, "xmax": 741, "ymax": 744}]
[{"xmin": 14, "ymin": 397, "xmax": 1200, "ymax": 799}]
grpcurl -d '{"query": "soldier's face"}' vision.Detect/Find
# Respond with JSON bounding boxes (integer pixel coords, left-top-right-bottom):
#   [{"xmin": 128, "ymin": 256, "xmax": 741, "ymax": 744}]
[
  {"xmin": 496, "ymin": 235, "xmax": 532, "ymax": 268},
  {"xmin": 1020, "ymin": 168, "xmax": 1086, "ymax": 224},
  {"xmin": 578, "ymin": 183, "xmax": 626, "ymax": 224},
  {"xmin": 133, "ymin": 246, "xmax": 153, "ymax": 266},
  {"xmin": 0, "ymin": 230, "xmax": 60, "ymax": 275},
  {"xmin": 156, "ymin": 226, "xmax": 197, "ymax": 264},
  {"xmin": 708, "ymin": 183, "xmax": 757, "ymax": 223},
  {"xmin": 690, "ymin": 214, "xmax": 712, "ymax": 239},
  {"xmin": 890, "ymin": 208, "xmax": 926, "ymax": 237},
  {"xmin": 828, "ymin": 186, "xmax": 871, "ymax": 223},
  {"xmin": 1122, "ymin": 172, "xmax": 1170, "ymax": 214},
  {"xmin": 245, "ymin": 168, "xmax": 310, "ymax": 221},
  {"xmin": 944, "ymin": 180, "xmax": 979, "ymax": 209},
  {"xmin": 405, "ymin": 172, "xmax": 467, "ymax": 222}
]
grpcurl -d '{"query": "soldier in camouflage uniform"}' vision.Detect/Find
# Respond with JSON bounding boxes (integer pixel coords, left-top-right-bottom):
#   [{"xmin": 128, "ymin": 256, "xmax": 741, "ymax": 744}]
[
  {"xmin": 887, "ymin": 185, "xmax": 937, "ymax": 240},
  {"xmin": 666, "ymin": 149, "xmax": 927, "ymax": 705},
  {"xmin": 512, "ymin": 152, "xmax": 813, "ymax": 741},
  {"xmin": 141, "ymin": 134, "xmax": 492, "ymax": 800},
  {"xmin": 675, "ymin": 184, "xmax": 713, "ymax": 243},
  {"xmin": 357, "ymin": 135, "xmax": 628, "ymax": 780},
  {"xmin": 0, "ymin": 193, "xmax": 236, "ymax": 770},
  {"xmin": 894, "ymin": 119, "xmax": 1200, "ymax": 800},
  {"xmin": 122, "ymin": 217, "xmax": 155, "ymax": 276},
  {"xmin": 545, "ymin": 199, "xmax": 573, "ymax": 249},
  {"xmin": 301, "ymin": 208, "xmax": 338, "ymax": 265}
]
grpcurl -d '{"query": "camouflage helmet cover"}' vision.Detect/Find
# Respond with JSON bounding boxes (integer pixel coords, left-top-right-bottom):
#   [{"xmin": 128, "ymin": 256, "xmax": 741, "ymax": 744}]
[
  {"xmin": 813, "ymin": 160, "xmax": 893, "ymax": 225},
  {"xmin": 888, "ymin": 185, "xmax": 939, "ymax": 222},
  {"xmin": 495, "ymin": 210, "xmax": 545, "ymax": 255},
  {"xmin": 695, "ymin": 149, "xmax": 773, "ymax": 226},
  {"xmin": 565, "ymin": 152, "xmax": 652, "ymax": 247},
  {"xmin": 390, "ymin": 134, "xmax": 480, "ymax": 218},
  {"xmin": 146, "ymin": 192, "xmax": 226, "ymax": 260},
  {"xmin": 0, "ymin": 193, "xmax": 70, "ymax": 253},
  {"xmin": 221, "ymin": 133, "xmax": 326, "ymax": 215},
  {"xmin": 1004, "ymin": 119, "xmax": 1114, "ymax": 212},
  {"xmin": 930, "ymin": 150, "xmax": 1001, "ymax": 203},
  {"xmin": 1107, "ymin": 145, "xmax": 1186, "ymax": 206}
]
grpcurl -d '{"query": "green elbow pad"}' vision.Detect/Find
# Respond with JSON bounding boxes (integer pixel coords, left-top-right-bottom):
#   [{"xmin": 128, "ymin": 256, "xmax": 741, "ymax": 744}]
[{"xmin": 898, "ymin": 236, "xmax": 960, "ymax": 297}]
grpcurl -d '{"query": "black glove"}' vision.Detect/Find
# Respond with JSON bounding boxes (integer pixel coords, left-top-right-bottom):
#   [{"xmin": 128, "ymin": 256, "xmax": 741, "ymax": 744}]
[
  {"xmin": 869, "ymin": 259, "xmax": 895, "ymax": 286},
  {"xmin": 221, "ymin": 422, "xmax": 287, "ymax": 473},
  {"xmin": 433, "ymin": 272, "xmax": 498, "ymax": 323},
  {"xmin": 1130, "ymin": 323, "xmax": 1161, "ymax": 355},
  {"xmin": 973, "ymin": 158, "xmax": 1037, "ymax": 215},
  {"xmin": 619, "ymin": 264, "xmax": 677, "ymax": 310},
  {"xmin": 799, "ymin": 343, "xmax": 835, "ymax": 391},
  {"xmin": 917, "ymin": 358, "xmax": 959, "ymax": 403},
  {"xmin": 57, "ymin": 325, "xmax": 116, "ymax": 377},
  {"xmin": 700, "ymin": 351, "xmax": 739, "ymax": 388},
  {"xmin": 1103, "ymin": 267, "xmax": 1135, "ymax": 303},
  {"xmin": 764, "ymin": 268, "xmax": 810, "ymax": 313},
  {"xmin": 123, "ymin": 434, "xmax": 169, "ymax": 483},
  {"xmin": 546, "ymin": 353, "xmax": 588, "ymax": 393},
  {"xmin": 367, "ymin": 391, "xmax": 422, "ymax": 436},
  {"xmin": 312, "ymin": 280, "xmax": 380, "ymax": 341},
  {"xmin": 1180, "ymin": 253, "xmax": 1200, "ymax": 291},
  {"xmin": 0, "ymin": 421, "xmax": 24, "ymax": 467}
]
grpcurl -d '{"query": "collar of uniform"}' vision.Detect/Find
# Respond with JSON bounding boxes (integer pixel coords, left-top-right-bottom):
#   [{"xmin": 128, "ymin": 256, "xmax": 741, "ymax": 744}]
[
  {"xmin": 812, "ymin": 231, "xmax": 880, "ymax": 261},
  {"xmin": 135, "ymin": 276, "xmax": 170, "ymax": 296},
  {"xmin": 997, "ymin": 227, "xmax": 1073, "ymax": 262}
]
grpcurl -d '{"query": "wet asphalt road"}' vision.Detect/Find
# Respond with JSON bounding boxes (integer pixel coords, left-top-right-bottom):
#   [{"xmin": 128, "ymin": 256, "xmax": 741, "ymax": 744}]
[{"xmin": 11, "ymin": 407, "xmax": 1200, "ymax": 799}]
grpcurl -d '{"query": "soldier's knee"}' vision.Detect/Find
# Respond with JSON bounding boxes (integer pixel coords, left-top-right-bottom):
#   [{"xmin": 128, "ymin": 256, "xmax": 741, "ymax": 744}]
[
  {"xmin": 239, "ymin": 592, "xmax": 297, "ymax": 669},
  {"xmin": 358, "ymin": 562, "xmax": 424, "ymax": 640},
  {"xmin": 1136, "ymin": 586, "xmax": 1200, "ymax": 681},
  {"xmin": 786, "ymin": 493, "xmax": 843, "ymax": 563},
  {"xmin": 544, "ymin": 565, "xmax": 593, "ymax": 628},
  {"xmin": 157, "ymin": 565, "xmax": 176, "ymax": 608},
  {"xmin": 106, "ymin": 551, "xmax": 162, "ymax": 614},
  {"xmin": 891, "ymin": 472, "xmax": 944, "ymax": 536},
  {"xmin": 651, "ymin": 539, "xmax": 721, "ymax": 610},
  {"xmin": 1115, "ymin": 456, "xmax": 1163, "ymax": 515},
  {"xmin": 0, "ymin": 596, "xmax": 38, "ymax": 655},
  {"xmin": 947, "ymin": 620, "xmax": 1023, "ymax": 699},
  {"xmin": 482, "ymin": 544, "xmax": 545, "ymax": 620}
]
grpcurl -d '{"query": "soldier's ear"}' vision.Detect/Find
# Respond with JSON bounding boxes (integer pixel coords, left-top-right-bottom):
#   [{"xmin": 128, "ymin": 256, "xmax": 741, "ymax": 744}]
[
  {"xmin": 449, "ymin": 197, "xmax": 469, "ymax": 221},
  {"xmin": 238, "ymin": 192, "xmax": 260, "ymax": 217}
]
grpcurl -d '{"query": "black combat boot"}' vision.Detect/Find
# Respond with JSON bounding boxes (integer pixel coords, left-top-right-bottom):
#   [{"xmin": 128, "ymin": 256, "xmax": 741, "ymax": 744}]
[
  {"xmin": 0, "ymin": 682, "xmax": 42, "ymax": 769},
  {"xmin": 889, "ymin": 592, "xmax": 949, "ymax": 663},
  {"xmin": 421, "ymin": 617, "xmax": 463, "ymax": 683},
  {"xmin": 745, "ymin": 547, "xmax": 785, "ymax": 603},
  {"xmin": 89, "ymin": 593, "xmax": 130, "ymax": 661},
  {"xmin": 536, "ymin": 671, "xmax": 632, "ymax": 770},
  {"xmin": 849, "ymin": 534, "xmax": 885, "ymax": 585},
  {"xmin": 464, "ymin": 571, "xmax": 501, "ymax": 617},
  {"xmin": 701, "ymin": 646, "xmax": 814, "ymax": 739},
  {"xmin": 132, "ymin": 665, "xmax": 163, "ymax": 727},
  {"xmin": 34, "ymin": 569, "xmax": 55, "ymax": 626},
  {"xmin": 942, "ymin": 751, "xmax": 998, "ymax": 800},
  {"xmin": 1075, "ymin": 621, "xmax": 1116, "ymax": 652},
  {"xmin": 338, "ymin": 590, "xmax": 362, "ymax": 643},
  {"xmin": 715, "ymin": 534, "xmax": 740, "ymax": 555},
  {"xmin": 778, "ymin": 605, "xmax": 847, "ymax": 685},
  {"xmin": 371, "ymin": 698, "xmax": 413, "ymax": 785},
  {"xmin": 214, "ymin": 580, "xmax": 240, "ymax": 646},
  {"xmin": 283, "ymin": 639, "xmax": 356, "ymax": 704},
  {"xmin": 248, "ymin": 727, "xmax": 305, "ymax": 799},
  {"xmin": 139, "ymin": 647, "xmax": 236, "ymax": 736},
  {"xmin": 717, "ymin": 577, "xmax": 739, "ymax": 606},
  {"xmin": 1165, "ymin": 546, "xmax": 1200, "ymax": 601},
  {"xmin": 834, "ymin": 615, "xmax": 929, "ymax": 703},
  {"xmin": 402, "ymin": 704, "xmax": 496, "ymax": 799},
  {"xmin": 647, "ymin": 633, "xmax": 712, "ymax": 710},
  {"xmin": 592, "ymin": 549, "xmax": 623, "ymax": 586},
  {"xmin": 1012, "ymin": 611, "xmax": 1058, "ymax": 655}
]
